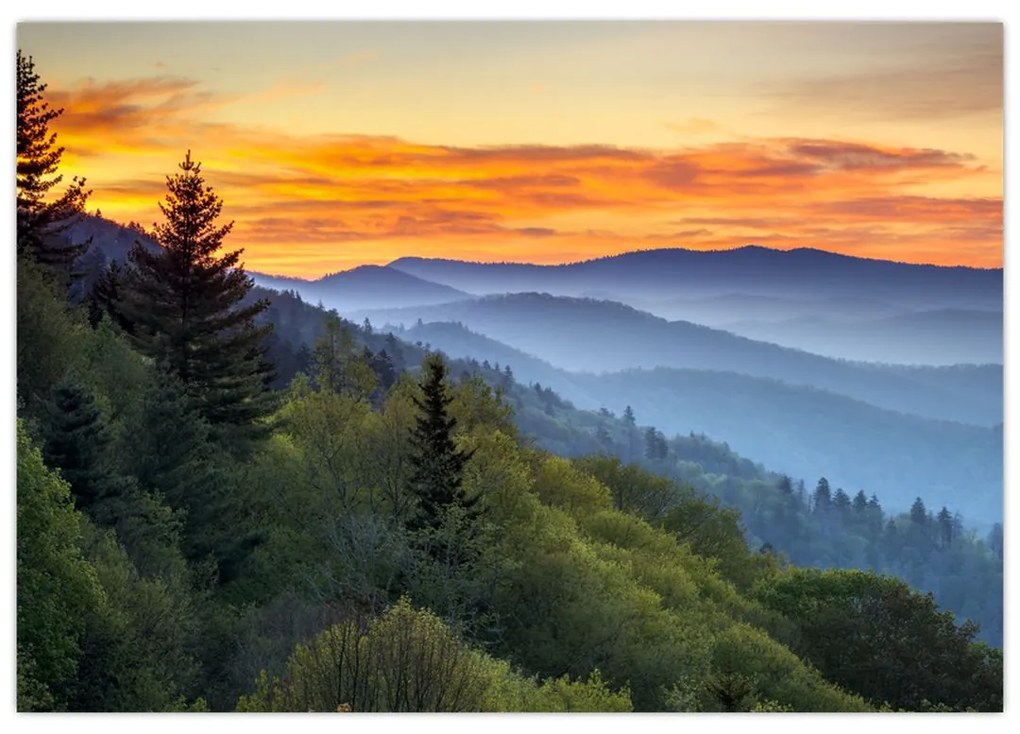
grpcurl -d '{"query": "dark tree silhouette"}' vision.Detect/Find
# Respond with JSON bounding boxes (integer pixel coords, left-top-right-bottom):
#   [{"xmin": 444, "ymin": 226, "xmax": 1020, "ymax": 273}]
[
  {"xmin": 118, "ymin": 151, "xmax": 275, "ymax": 438},
  {"xmin": 16, "ymin": 51, "xmax": 91, "ymax": 276},
  {"xmin": 406, "ymin": 354, "xmax": 477, "ymax": 531}
]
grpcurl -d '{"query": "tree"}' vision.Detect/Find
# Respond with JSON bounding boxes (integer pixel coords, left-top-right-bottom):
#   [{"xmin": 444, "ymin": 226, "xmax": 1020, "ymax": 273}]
[
  {"xmin": 311, "ymin": 312, "xmax": 376, "ymax": 399},
  {"xmin": 909, "ymin": 497, "xmax": 928, "ymax": 527},
  {"xmin": 16, "ymin": 51, "xmax": 91, "ymax": 275},
  {"xmin": 406, "ymin": 355, "xmax": 477, "ymax": 532},
  {"xmin": 118, "ymin": 151, "xmax": 275, "ymax": 439},
  {"xmin": 86, "ymin": 261, "xmax": 126, "ymax": 328},
  {"xmin": 812, "ymin": 477, "xmax": 831, "ymax": 514},
  {"xmin": 17, "ymin": 422, "xmax": 104, "ymax": 710},
  {"xmin": 754, "ymin": 568, "xmax": 1002, "ymax": 711},
  {"xmin": 41, "ymin": 377, "xmax": 126, "ymax": 512}
]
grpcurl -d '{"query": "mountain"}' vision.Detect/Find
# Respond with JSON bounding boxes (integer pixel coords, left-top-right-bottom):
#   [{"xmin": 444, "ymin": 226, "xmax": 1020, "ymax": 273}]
[
  {"xmin": 401, "ymin": 321, "xmax": 603, "ymax": 408},
  {"xmin": 630, "ymin": 293, "xmax": 911, "ymax": 326},
  {"xmin": 250, "ymin": 265, "xmax": 471, "ymax": 313},
  {"xmin": 721, "ymin": 309, "xmax": 1003, "ymax": 366},
  {"xmin": 391, "ymin": 320, "xmax": 1001, "ymax": 523},
  {"xmin": 571, "ymin": 368, "xmax": 1002, "ymax": 525},
  {"xmin": 356, "ymin": 293, "xmax": 1002, "ymax": 426},
  {"xmin": 388, "ymin": 246, "xmax": 1002, "ymax": 312}
]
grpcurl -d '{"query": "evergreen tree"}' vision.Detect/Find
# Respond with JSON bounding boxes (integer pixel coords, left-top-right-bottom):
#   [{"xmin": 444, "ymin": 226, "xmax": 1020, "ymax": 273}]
[
  {"xmin": 812, "ymin": 477, "xmax": 832, "ymax": 514},
  {"xmin": 41, "ymin": 378, "xmax": 126, "ymax": 512},
  {"xmin": 910, "ymin": 497, "xmax": 928, "ymax": 526},
  {"xmin": 16, "ymin": 51, "xmax": 91, "ymax": 275},
  {"xmin": 406, "ymin": 354, "xmax": 477, "ymax": 532},
  {"xmin": 623, "ymin": 405, "xmax": 636, "ymax": 425},
  {"xmin": 852, "ymin": 490, "xmax": 868, "ymax": 514},
  {"xmin": 118, "ymin": 151, "xmax": 275, "ymax": 438},
  {"xmin": 86, "ymin": 260, "xmax": 125, "ymax": 328}
]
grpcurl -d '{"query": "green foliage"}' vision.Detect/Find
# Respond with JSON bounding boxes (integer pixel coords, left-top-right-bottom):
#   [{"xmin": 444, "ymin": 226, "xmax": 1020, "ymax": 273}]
[
  {"xmin": 754, "ymin": 568, "xmax": 1003, "ymax": 711},
  {"xmin": 69, "ymin": 522, "xmax": 201, "ymax": 711},
  {"xmin": 16, "ymin": 423, "xmax": 103, "ymax": 710},
  {"xmin": 312, "ymin": 311, "xmax": 377, "ymax": 399},
  {"xmin": 16, "ymin": 256, "xmax": 84, "ymax": 419},
  {"xmin": 236, "ymin": 598, "xmax": 632, "ymax": 712}
]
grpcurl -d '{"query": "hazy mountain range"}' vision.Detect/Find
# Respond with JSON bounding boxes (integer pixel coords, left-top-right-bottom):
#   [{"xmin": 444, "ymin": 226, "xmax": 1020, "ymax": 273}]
[
  {"xmin": 74, "ymin": 215, "xmax": 1003, "ymax": 522},
  {"xmin": 362, "ymin": 293, "xmax": 1001, "ymax": 427},
  {"xmin": 400, "ymin": 320, "xmax": 1001, "ymax": 524},
  {"xmin": 388, "ymin": 246, "xmax": 1002, "ymax": 312}
]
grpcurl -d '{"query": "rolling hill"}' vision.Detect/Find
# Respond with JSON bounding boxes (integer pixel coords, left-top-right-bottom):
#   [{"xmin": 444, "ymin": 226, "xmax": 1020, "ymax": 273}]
[{"xmin": 357, "ymin": 293, "xmax": 1003, "ymax": 426}]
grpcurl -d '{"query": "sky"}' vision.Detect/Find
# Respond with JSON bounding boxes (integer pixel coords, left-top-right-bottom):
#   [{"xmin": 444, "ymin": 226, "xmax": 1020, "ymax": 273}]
[{"xmin": 16, "ymin": 21, "xmax": 1003, "ymax": 277}]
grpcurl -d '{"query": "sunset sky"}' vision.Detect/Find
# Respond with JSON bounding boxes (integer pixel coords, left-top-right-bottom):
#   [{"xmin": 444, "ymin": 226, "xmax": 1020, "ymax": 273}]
[{"xmin": 17, "ymin": 21, "xmax": 1003, "ymax": 277}]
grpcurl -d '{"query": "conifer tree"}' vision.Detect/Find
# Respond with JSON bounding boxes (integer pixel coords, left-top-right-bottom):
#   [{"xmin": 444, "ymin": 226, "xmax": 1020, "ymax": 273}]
[
  {"xmin": 86, "ymin": 260, "xmax": 125, "ymax": 328},
  {"xmin": 406, "ymin": 354, "xmax": 477, "ymax": 532},
  {"xmin": 16, "ymin": 51, "xmax": 91, "ymax": 274},
  {"xmin": 119, "ymin": 151, "xmax": 275, "ymax": 437},
  {"xmin": 41, "ymin": 378, "xmax": 125, "ymax": 512}
]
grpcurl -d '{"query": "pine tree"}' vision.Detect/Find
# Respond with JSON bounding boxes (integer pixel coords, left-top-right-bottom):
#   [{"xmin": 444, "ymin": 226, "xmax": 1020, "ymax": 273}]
[
  {"xmin": 812, "ymin": 477, "xmax": 832, "ymax": 515},
  {"xmin": 406, "ymin": 354, "xmax": 477, "ymax": 532},
  {"xmin": 910, "ymin": 497, "xmax": 928, "ymax": 526},
  {"xmin": 118, "ymin": 151, "xmax": 275, "ymax": 438},
  {"xmin": 41, "ymin": 378, "xmax": 125, "ymax": 512},
  {"xmin": 16, "ymin": 51, "xmax": 91, "ymax": 275},
  {"xmin": 86, "ymin": 260, "xmax": 125, "ymax": 328}
]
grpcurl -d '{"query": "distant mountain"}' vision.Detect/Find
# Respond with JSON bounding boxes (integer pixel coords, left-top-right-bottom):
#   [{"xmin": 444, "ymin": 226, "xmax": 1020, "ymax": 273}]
[
  {"xmin": 400, "ymin": 321, "xmax": 604, "ymax": 408},
  {"xmin": 389, "ymin": 246, "xmax": 1002, "ymax": 312},
  {"xmin": 397, "ymin": 320, "xmax": 1001, "ymax": 524},
  {"xmin": 355, "ymin": 293, "xmax": 1002, "ymax": 426},
  {"xmin": 574, "ymin": 368, "xmax": 1002, "ymax": 525},
  {"xmin": 631, "ymin": 293, "xmax": 911, "ymax": 326},
  {"xmin": 722, "ymin": 309, "xmax": 1003, "ymax": 366},
  {"xmin": 249, "ymin": 265, "xmax": 471, "ymax": 313}
]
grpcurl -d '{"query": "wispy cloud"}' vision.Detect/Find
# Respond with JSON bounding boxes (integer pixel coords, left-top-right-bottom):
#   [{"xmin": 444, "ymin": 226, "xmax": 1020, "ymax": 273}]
[{"xmin": 49, "ymin": 73, "xmax": 1002, "ymax": 275}]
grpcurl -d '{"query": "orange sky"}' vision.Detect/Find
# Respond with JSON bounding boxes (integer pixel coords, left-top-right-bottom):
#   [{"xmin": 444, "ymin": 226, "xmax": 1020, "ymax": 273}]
[{"xmin": 18, "ymin": 21, "xmax": 1003, "ymax": 277}]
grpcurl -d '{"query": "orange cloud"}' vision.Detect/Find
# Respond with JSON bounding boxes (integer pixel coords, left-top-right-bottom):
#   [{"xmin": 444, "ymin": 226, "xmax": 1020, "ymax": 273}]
[{"xmin": 47, "ymin": 74, "xmax": 1002, "ymax": 276}]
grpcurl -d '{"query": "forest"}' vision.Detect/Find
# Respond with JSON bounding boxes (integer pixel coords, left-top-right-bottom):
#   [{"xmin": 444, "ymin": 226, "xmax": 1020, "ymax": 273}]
[{"xmin": 15, "ymin": 51, "xmax": 1003, "ymax": 713}]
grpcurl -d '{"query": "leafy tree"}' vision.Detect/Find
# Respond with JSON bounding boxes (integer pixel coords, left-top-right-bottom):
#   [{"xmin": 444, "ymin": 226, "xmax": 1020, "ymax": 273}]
[
  {"xmin": 118, "ymin": 151, "xmax": 275, "ymax": 439},
  {"xmin": 754, "ymin": 568, "xmax": 1002, "ymax": 711},
  {"xmin": 16, "ymin": 257, "xmax": 84, "ymax": 419},
  {"xmin": 17, "ymin": 423, "xmax": 103, "ymax": 710},
  {"xmin": 236, "ymin": 599, "xmax": 632, "ymax": 712},
  {"xmin": 16, "ymin": 51, "xmax": 91, "ymax": 275},
  {"xmin": 406, "ymin": 354, "xmax": 477, "ymax": 532},
  {"xmin": 311, "ymin": 311, "xmax": 375, "ymax": 398}
]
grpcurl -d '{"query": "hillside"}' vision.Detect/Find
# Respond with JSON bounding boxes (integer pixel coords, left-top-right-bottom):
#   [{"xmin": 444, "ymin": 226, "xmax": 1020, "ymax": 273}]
[
  {"xmin": 392, "ymin": 320, "xmax": 1001, "ymax": 525},
  {"xmin": 356, "ymin": 293, "xmax": 1003, "ymax": 426}
]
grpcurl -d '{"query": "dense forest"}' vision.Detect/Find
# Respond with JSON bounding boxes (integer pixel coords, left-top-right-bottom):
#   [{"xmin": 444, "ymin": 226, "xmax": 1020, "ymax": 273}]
[{"xmin": 15, "ymin": 51, "xmax": 1002, "ymax": 712}]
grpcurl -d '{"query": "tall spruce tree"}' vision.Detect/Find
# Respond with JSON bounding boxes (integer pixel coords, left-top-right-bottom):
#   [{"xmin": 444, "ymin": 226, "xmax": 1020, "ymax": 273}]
[
  {"xmin": 16, "ymin": 51, "xmax": 91, "ymax": 275},
  {"xmin": 406, "ymin": 354, "xmax": 477, "ymax": 531},
  {"xmin": 119, "ymin": 151, "xmax": 275, "ymax": 438}
]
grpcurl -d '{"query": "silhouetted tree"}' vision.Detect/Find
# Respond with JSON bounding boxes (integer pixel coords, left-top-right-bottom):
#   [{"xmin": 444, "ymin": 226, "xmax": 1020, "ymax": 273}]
[
  {"xmin": 406, "ymin": 354, "xmax": 477, "ymax": 532},
  {"xmin": 16, "ymin": 51, "xmax": 91, "ymax": 277},
  {"xmin": 118, "ymin": 151, "xmax": 275, "ymax": 439}
]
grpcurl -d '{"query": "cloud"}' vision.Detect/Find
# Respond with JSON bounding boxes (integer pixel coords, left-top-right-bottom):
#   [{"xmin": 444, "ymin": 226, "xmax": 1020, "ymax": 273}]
[{"xmin": 47, "ymin": 73, "xmax": 1002, "ymax": 274}]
